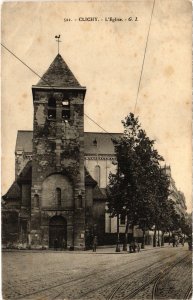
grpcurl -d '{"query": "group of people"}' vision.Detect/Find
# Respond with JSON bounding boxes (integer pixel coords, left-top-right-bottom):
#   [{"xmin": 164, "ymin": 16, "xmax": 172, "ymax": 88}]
[
  {"xmin": 172, "ymin": 235, "xmax": 185, "ymax": 247},
  {"xmin": 172, "ymin": 234, "xmax": 192, "ymax": 250},
  {"xmin": 129, "ymin": 239, "xmax": 140, "ymax": 253},
  {"xmin": 92, "ymin": 237, "xmax": 141, "ymax": 253}
]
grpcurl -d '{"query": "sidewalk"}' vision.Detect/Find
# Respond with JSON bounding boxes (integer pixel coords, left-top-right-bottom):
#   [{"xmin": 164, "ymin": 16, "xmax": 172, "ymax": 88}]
[
  {"xmin": 85, "ymin": 244, "xmax": 172, "ymax": 254},
  {"xmin": 3, "ymin": 243, "xmax": 184, "ymax": 254}
]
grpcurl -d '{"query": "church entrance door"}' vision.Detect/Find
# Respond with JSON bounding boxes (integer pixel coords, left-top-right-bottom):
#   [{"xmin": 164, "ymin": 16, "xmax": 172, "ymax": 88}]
[{"xmin": 49, "ymin": 216, "xmax": 67, "ymax": 249}]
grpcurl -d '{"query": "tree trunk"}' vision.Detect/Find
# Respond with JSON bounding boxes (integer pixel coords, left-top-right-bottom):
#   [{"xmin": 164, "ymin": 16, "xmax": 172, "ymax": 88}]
[
  {"xmin": 123, "ymin": 217, "xmax": 129, "ymax": 251},
  {"xmin": 153, "ymin": 227, "xmax": 157, "ymax": 247},
  {"xmin": 169, "ymin": 231, "xmax": 170, "ymax": 245},
  {"xmin": 116, "ymin": 214, "xmax": 120, "ymax": 252},
  {"xmin": 131, "ymin": 224, "xmax": 135, "ymax": 241},
  {"xmin": 141, "ymin": 229, "xmax": 145, "ymax": 249},
  {"xmin": 157, "ymin": 230, "xmax": 160, "ymax": 246},
  {"xmin": 161, "ymin": 231, "xmax": 165, "ymax": 246}
]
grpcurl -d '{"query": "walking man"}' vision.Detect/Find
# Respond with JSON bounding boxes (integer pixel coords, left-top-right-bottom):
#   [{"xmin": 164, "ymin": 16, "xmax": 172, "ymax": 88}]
[{"xmin": 92, "ymin": 236, "xmax": 97, "ymax": 252}]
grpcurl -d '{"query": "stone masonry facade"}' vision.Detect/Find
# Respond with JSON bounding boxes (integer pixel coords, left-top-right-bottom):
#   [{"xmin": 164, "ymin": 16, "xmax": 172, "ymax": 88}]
[{"xmin": 2, "ymin": 54, "xmax": 107, "ymax": 250}]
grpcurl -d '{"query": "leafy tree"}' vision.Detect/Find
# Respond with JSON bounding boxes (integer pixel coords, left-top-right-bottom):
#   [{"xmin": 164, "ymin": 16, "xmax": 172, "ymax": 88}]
[
  {"xmin": 150, "ymin": 167, "xmax": 171, "ymax": 246},
  {"xmin": 107, "ymin": 113, "xmax": 170, "ymax": 250}
]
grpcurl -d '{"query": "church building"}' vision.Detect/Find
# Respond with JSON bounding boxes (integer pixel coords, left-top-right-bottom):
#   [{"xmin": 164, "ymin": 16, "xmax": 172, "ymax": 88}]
[{"xmin": 2, "ymin": 54, "xmax": 119, "ymax": 250}]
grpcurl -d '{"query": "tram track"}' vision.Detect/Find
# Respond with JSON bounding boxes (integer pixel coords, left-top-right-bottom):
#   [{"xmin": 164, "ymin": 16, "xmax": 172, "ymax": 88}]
[
  {"xmin": 12, "ymin": 250, "xmax": 166, "ymax": 300},
  {"xmin": 152, "ymin": 253, "xmax": 191, "ymax": 300},
  {"xmin": 184, "ymin": 286, "xmax": 192, "ymax": 300},
  {"xmin": 105, "ymin": 252, "xmax": 189, "ymax": 300},
  {"xmin": 8, "ymin": 250, "xmax": 189, "ymax": 300},
  {"xmin": 72, "ymin": 252, "xmax": 183, "ymax": 300}
]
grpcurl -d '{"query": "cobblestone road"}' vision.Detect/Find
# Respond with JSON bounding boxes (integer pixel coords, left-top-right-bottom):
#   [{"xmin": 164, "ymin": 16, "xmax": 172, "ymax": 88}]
[{"xmin": 2, "ymin": 245, "xmax": 192, "ymax": 300}]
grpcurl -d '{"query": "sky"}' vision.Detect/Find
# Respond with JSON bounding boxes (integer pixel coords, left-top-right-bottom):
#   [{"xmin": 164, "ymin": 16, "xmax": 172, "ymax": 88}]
[{"xmin": 1, "ymin": 0, "xmax": 192, "ymax": 211}]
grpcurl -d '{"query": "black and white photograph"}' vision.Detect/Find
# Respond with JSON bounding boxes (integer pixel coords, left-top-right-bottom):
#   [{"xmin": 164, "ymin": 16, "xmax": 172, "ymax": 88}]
[{"xmin": 1, "ymin": 0, "xmax": 192, "ymax": 299}]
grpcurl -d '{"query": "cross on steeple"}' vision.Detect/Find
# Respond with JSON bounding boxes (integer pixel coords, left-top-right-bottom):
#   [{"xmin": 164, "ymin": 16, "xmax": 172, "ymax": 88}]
[{"xmin": 55, "ymin": 35, "xmax": 61, "ymax": 54}]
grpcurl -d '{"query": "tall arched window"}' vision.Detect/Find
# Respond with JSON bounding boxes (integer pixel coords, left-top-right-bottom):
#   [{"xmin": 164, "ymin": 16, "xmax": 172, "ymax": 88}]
[
  {"xmin": 94, "ymin": 165, "xmax": 100, "ymax": 186},
  {"xmin": 34, "ymin": 194, "xmax": 39, "ymax": 207},
  {"xmin": 48, "ymin": 96, "xmax": 56, "ymax": 119},
  {"xmin": 56, "ymin": 188, "xmax": 61, "ymax": 207}
]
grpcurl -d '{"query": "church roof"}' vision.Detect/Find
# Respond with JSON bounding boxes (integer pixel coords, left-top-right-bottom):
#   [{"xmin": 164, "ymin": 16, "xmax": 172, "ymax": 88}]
[
  {"xmin": 16, "ymin": 131, "xmax": 122, "ymax": 155},
  {"xmin": 17, "ymin": 161, "xmax": 32, "ymax": 183},
  {"xmin": 84, "ymin": 132, "xmax": 122, "ymax": 155},
  {"xmin": 2, "ymin": 181, "xmax": 21, "ymax": 200},
  {"xmin": 16, "ymin": 131, "xmax": 33, "ymax": 153},
  {"xmin": 36, "ymin": 54, "xmax": 81, "ymax": 87},
  {"xmin": 85, "ymin": 168, "xmax": 97, "ymax": 186},
  {"xmin": 93, "ymin": 186, "xmax": 107, "ymax": 200}
]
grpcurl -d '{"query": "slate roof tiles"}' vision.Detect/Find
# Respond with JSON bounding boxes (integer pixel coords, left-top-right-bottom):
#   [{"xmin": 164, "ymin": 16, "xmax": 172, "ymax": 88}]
[
  {"xmin": 36, "ymin": 54, "xmax": 81, "ymax": 87},
  {"xmin": 16, "ymin": 131, "xmax": 122, "ymax": 155}
]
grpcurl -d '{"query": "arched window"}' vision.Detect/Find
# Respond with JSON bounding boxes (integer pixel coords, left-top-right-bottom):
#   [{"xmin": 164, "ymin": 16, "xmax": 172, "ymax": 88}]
[
  {"xmin": 56, "ymin": 188, "xmax": 61, "ymax": 207},
  {"xmin": 34, "ymin": 194, "xmax": 39, "ymax": 207},
  {"xmin": 77, "ymin": 195, "xmax": 82, "ymax": 208},
  {"xmin": 48, "ymin": 96, "xmax": 56, "ymax": 119},
  {"xmin": 94, "ymin": 165, "xmax": 100, "ymax": 186}
]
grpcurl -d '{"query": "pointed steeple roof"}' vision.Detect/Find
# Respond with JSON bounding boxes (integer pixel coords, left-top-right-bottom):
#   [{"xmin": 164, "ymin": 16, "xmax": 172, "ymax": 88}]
[{"xmin": 36, "ymin": 54, "xmax": 81, "ymax": 87}]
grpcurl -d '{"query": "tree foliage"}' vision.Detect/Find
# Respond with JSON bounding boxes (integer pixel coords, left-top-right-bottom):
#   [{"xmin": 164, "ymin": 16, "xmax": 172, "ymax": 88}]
[{"xmin": 107, "ymin": 113, "xmax": 171, "ymax": 237}]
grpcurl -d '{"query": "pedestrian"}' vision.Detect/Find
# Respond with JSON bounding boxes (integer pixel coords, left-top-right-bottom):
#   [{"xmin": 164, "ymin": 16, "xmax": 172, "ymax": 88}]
[
  {"xmin": 136, "ymin": 241, "xmax": 140, "ymax": 252},
  {"xmin": 92, "ymin": 236, "xmax": 97, "ymax": 252},
  {"xmin": 187, "ymin": 236, "xmax": 192, "ymax": 251},
  {"xmin": 175, "ymin": 235, "xmax": 179, "ymax": 247},
  {"xmin": 129, "ymin": 241, "xmax": 134, "ymax": 253},
  {"xmin": 54, "ymin": 238, "xmax": 58, "ymax": 251},
  {"xmin": 172, "ymin": 234, "xmax": 176, "ymax": 247},
  {"xmin": 180, "ymin": 236, "xmax": 184, "ymax": 247},
  {"xmin": 62, "ymin": 238, "xmax": 67, "ymax": 250},
  {"xmin": 129, "ymin": 239, "xmax": 139, "ymax": 253}
]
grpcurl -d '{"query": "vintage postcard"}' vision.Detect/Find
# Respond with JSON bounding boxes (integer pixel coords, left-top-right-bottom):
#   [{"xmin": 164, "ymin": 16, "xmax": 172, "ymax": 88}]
[{"xmin": 1, "ymin": 1, "xmax": 192, "ymax": 299}]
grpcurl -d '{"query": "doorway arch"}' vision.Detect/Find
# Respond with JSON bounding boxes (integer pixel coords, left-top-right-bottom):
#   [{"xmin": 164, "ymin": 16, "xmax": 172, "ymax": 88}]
[{"xmin": 49, "ymin": 215, "xmax": 67, "ymax": 249}]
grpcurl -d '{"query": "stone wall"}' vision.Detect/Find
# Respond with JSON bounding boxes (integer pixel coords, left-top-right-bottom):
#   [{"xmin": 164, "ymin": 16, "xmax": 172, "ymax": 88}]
[
  {"xmin": 41, "ymin": 174, "xmax": 73, "ymax": 208},
  {"xmin": 31, "ymin": 88, "xmax": 86, "ymax": 249},
  {"xmin": 21, "ymin": 184, "xmax": 31, "ymax": 206},
  {"xmin": 15, "ymin": 152, "xmax": 32, "ymax": 179},
  {"xmin": 2, "ymin": 210, "xmax": 19, "ymax": 246},
  {"xmin": 92, "ymin": 200, "xmax": 106, "ymax": 245}
]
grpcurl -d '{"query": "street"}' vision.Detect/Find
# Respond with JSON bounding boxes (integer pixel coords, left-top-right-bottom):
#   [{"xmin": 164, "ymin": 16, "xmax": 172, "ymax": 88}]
[{"xmin": 2, "ymin": 245, "xmax": 192, "ymax": 300}]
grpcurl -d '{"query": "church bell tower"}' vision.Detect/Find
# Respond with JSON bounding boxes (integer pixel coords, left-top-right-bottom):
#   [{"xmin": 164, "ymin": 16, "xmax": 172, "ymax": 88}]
[{"xmin": 30, "ymin": 53, "xmax": 86, "ymax": 249}]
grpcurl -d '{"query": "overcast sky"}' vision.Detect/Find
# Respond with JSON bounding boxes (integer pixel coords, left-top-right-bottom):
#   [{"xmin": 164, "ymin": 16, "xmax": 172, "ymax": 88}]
[{"xmin": 1, "ymin": 0, "xmax": 192, "ymax": 211}]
